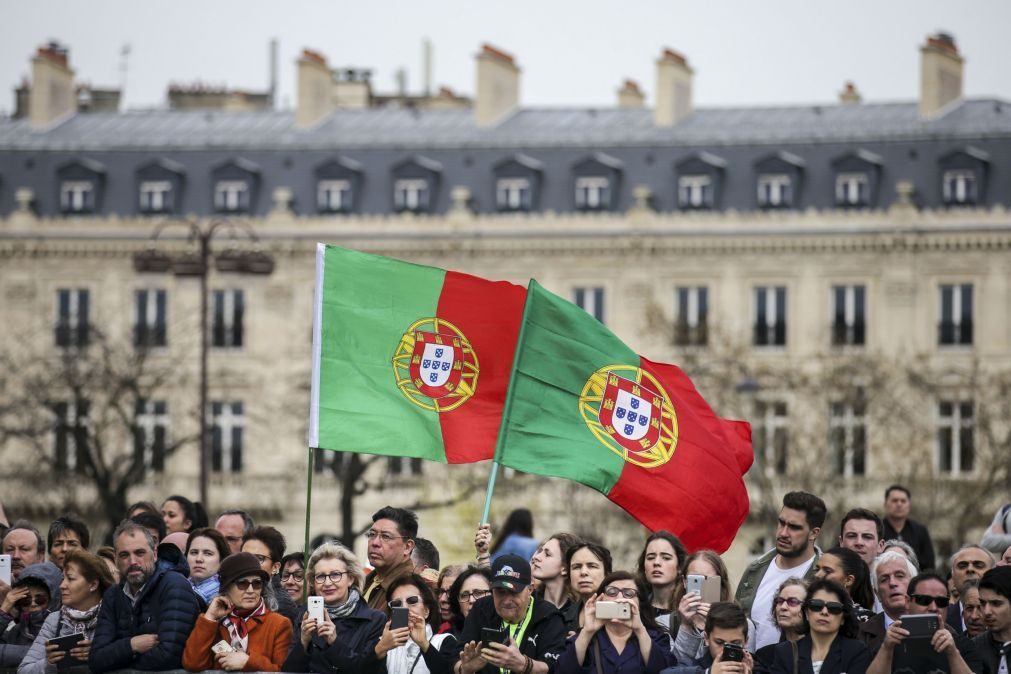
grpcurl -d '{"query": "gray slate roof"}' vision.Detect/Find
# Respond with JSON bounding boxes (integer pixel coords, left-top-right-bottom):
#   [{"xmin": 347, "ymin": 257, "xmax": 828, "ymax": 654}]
[{"xmin": 2, "ymin": 98, "xmax": 1009, "ymax": 151}]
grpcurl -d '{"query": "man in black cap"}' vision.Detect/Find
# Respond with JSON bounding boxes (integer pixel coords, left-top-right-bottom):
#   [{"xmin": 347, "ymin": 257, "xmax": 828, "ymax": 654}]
[{"xmin": 451, "ymin": 554, "xmax": 567, "ymax": 674}]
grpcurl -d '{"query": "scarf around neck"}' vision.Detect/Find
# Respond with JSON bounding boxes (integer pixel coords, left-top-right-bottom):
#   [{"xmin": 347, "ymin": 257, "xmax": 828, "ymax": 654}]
[
  {"xmin": 59, "ymin": 602, "xmax": 102, "ymax": 640},
  {"xmin": 224, "ymin": 599, "xmax": 268, "ymax": 652},
  {"xmin": 190, "ymin": 574, "xmax": 221, "ymax": 604},
  {"xmin": 326, "ymin": 588, "xmax": 361, "ymax": 621}
]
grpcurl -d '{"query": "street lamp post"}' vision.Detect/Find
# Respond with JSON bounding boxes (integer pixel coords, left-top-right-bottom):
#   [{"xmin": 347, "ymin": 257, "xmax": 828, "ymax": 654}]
[{"xmin": 134, "ymin": 218, "xmax": 274, "ymax": 509}]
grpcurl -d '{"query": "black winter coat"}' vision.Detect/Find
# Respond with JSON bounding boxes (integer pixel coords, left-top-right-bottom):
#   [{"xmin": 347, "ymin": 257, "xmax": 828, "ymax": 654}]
[
  {"xmin": 282, "ymin": 600, "xmax": 386, "ymax": 674},
  {"xmin": 770, "ymin": 634, "xmax": 870, "ymax": 674},
  {"xmin": 448, "ymin": 596, "xmax": 568, "ymax": 674}
]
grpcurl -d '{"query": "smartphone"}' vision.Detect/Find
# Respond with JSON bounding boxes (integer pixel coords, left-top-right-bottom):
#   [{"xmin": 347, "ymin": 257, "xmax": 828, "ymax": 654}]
[
  {"xmin": 47, "ymin": 633, "xmax": 85, "ymax": 669},
  {"xmin": 481, "ymin": 627, "xmax": 508, "ymax": 648},
  {"xmin": 391, "ymin": 606, "xmax": 409, "ymax": 630},
  {"xmin": 0, "ymin": 555, "xmax": 11, "ymax": 587},
  {"xmin": 701, "ymin": 576, "xmax": 722, "ymax": 603},
  {"xmin": 721, "ymin": 643, "xmax": 744, "ymax": 662},
  {"xmin": 211, "ymin": 640, "xmax": 234, "ymax": 655},
  {"xmin": 685, "ymin": 574, "xmax": 704, "ymax": 595},
  {"xmin": 595, "ymin": 601, "xmax": 631, "ymax": 620},
  {"xmin": 307, "ymin": 596, "xmax": 325, "ymax": 622}
]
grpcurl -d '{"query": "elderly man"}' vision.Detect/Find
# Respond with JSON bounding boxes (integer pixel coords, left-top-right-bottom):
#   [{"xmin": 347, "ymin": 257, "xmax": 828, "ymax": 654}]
[
  {"xmin": 452, "ymin": 554, "xmax": 567, "ymax": 674},
  {"xmin": 362, "ymin": 506, "xmax": 418, "ymax": 613},
  {"xmin": 867, "ymin": 572, "xmax": 983, "ymax": 674},
  {"xmin": 89, "ymin": 520, "xmax": 199, "ymax": 672},
  {"xmin": 946, "ymin": 545, "xmax": 994, "ymax": 632},
  {"xmin": 2, "ymin": 521, "xmax": 45, "ymax": 583},
  {"xmin": 859, "ymin": 550, "xmax": 918, "ymax": 651},
  {"xmin": 215, "ymin": 509, "xmax": 255, "ymax": 555}
]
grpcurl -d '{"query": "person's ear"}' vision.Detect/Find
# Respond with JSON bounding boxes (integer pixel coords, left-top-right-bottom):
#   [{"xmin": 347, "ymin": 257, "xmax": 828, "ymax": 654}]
[{"xmin": 809, "ymin": 527, "xmax": 821, "ymax": 543}]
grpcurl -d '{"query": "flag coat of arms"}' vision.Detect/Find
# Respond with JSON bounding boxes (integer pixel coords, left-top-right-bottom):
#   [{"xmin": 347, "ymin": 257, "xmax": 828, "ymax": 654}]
[
  {"xmin": 494, "ymin": 280, "xmax": 753, "ymax": 552},
  {"xmin": 309, "ymin": 244, "xmax": 526, "ymax": 463}
]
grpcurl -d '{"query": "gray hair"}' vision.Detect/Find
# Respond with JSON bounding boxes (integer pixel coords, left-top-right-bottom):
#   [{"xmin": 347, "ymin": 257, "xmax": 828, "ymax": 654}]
[
  {"xmin": 112, "ymin": 520, "xmax": 156, "ymax": 551},
  {"xmin": 949, "ymin": 544, "xmax": 994, "ymax": 569},
  {"xmin": 870, "ymin": 550, "xmax": 918, "ymax": 599},
  {"xmin": 881, "ymin": 539, "xmax": 919, "ymax": 569},
  {"xmin": 307, "ymin": 542, "xmax": 365, "ymax": 594},
  {"xmin": 216, "ymin": 510, "xmax": 256, "ymax": 535}
]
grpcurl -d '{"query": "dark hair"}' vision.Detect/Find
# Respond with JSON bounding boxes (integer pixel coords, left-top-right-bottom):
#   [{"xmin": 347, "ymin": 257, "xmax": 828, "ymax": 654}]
[
  {"xmin": 782, "ymin": 491, "xmax": 827, "ymax": 530},
  {"xmin": 47, "ymin": 514, "xmax": 91, "ymax": 552},
  {"xmin": 126, "ymin": 501, "xmax": 159, "ymax": 518},
  {"xmin": 596, "ymin": 570, "xmax": 659, "ymax": 632},
  {"xmin": 566, "ymin": 541, "xmax": 613, "ymax": 577},
  {"xmin": 448, "ymin": 566, "xmax": 493, "ymax": 630},
  {"xmin": 243, "ymin": 526, "xmax": 286, "ymax": 566},
  {"xmin": 281, "ymin": 552, "xmax": 306, "ymax": 570},
  {"xmin": 839, "ymin": 508, "xmax": 883, "ymax": 540},
  {"xmin": 372, "ymin": 506, "xmax": 419, "ymax": 541},
  {"xmin": 131, "ymin": 511, "xmax": 167, "ymax": 542},
  {"xmin": 162, "ymin": 495, "xmax": 198, "ymax": 532},
  {"xmin": 490, "ymin": 509, "xmax": 534, "ymax": 555},
  {"xmin": 387, "ymin": 573, "xmax": 440, "ymax": 629},
  {"xmin": 979, "ymin": 567, "xmax": 1011, "ymax": 603},
  {"xmin": 186, "ymin": 528, "xmax": 231, "ymax": 561},
  {"xmin": 821, "ymin": 547, "xmax": 874, "ymax": 611},
  {"xmin": 885, "ymin": 484, "xmax": 911, "ymax": 500},
  {"xmin": 63, "ymin": 548, "xmax": 115, "ymax": 596},
  {"xmin": 704, "ymin": 602, "xmax": 748, "ymax": 636},
  {"xmin": 804, "ymin": 578, "xmax": 859, "ymax": 639},
  {"xmin": 907, "ymin": 571, "xmax": 949, "ymax": 597},
  {"xmin": 412, "ymin": 537, "xmax": 440, "ymax": 570},
  {"xmin": 217, "ymin": 509, "xmax": 256, "ymax": 535},
  {"xmin": 636, "ymin": 530, "xmax": 687, "ymax": 586},
  {"xmin": 4, "ymin": 520, "xmax": 45, "ymax": 555}
]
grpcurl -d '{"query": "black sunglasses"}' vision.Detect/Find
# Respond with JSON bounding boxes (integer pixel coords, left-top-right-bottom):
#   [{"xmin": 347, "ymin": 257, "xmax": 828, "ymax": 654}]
[
  {"xmin": 388, "ymin": 595, "xmax": 422, "ymax": 609},
  {"xmin": 805, "ymin": 599, "xmax": 845, "ymax": 615},
  {"xmin": 910, "ymin": 593, "xmax": 950, "ymax": 608},
  {"xmin": 235, "ymin": 579, "xmax": 263, "ymax": 591}
]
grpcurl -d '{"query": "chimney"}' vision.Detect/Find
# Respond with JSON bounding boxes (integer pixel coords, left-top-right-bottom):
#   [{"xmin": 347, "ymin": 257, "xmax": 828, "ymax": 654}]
[
  {"xmin": 617, "ymin": 79, "xmax": 645, "ymax": 108},
  {"xmin": 475, "ymin": 43, "xmax": 520, "ymax": 127},
  {"xmin": 839, "ymin": 81, "xmax": 862, "ymax": 105},
  {"xmin": 654, "ymin": 48, "xmax": 693, "ymax": 127},
  {"xmin": 334, "ymin": 68, "xmax": 372, "ymax": 109},
  {"xmin": 920, "ymin": 32, "xmax": 963, "ymax": 116},
  {"xmin": 296, "ymin": 48, "xmax": 335, "ymax": 128},
  {"xmin": 30, "ymin": 41, "xmax": 76, "ymax": 129}
]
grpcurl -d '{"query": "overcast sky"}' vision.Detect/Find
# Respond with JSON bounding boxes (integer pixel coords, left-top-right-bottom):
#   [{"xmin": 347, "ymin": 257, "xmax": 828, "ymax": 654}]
[{"xmin": 2, "ymin": 0, "xmax": 1010, "ymax": 115}]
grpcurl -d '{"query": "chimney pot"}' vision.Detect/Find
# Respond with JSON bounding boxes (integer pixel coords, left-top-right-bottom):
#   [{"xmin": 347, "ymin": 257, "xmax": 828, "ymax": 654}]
[
  {"xmin": 617, "ymin": 79, "xmax": 645, "ymax": 108},
  {"xmin": 839, "ymin": 81, "xmax": 862, "ymax": 104},
  {"xmin": 474, "ymin": 43, "xmax": 520, "ymax": 127},
  {"xmin": 481, "ymin": 43, "xmax": 515, "ymax": 65},
  {"xmin": 296, "ymin": 47, "xmax": 337, "ymax": 127},
  {"xmin": 654, "ymin": 47, "xmax": 693, "ymax": 127},
  {"xmin": 29, "ymin": 41, "xmax": 76, "ymax": 128},
  {"xmin": 920, "ymin": 31, "xmax": 963, "ymax": 116}
]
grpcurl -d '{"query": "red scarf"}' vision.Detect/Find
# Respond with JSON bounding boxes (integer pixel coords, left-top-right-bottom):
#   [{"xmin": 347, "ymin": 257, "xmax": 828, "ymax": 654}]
[{"xmin": 224, "ymin": 599, "xmax": 267, "ymax": 648}]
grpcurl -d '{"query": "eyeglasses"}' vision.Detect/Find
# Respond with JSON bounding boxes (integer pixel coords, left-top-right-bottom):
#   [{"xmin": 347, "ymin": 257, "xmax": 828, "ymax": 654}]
[
  {"xmin": 16, "ymin": 594, "xmax": 49, "ymax": 608},
  {"xmin": 774, "ymin": 597, "xmax": 804, "ymax": 608},
  {"xmin": 805, "ymin": 600, "xmax": 846, "ymax": 615},
  {"xmin": 314, "ymin": 571, "xmax": 346, "ymax": 586},
  {"xmin": 910, "ymin": 593, "xmax": 951, "ymax": 608},
  {"xmin": 388, "ymin": 596, "xmax": 422, "ymax": 609},
  {"xmin": 234, "ymin": 579, "xmax": 263, "ymax": 591},
  {"xmin": 459, "ymin": 589, "xmax": 490, "ymax": 603},
  {"xmin": 281, "ymin": 571, "xmax": 304, "ymax": 582},
  {"xmin": 250, "ymin": 554, "xmax": 271, "ymax": 565},
  {"xmin": 365, "ymin": 530, "xmax": 407, "ymax": 544},
  {"xmin": 603, "ymin": 586, "xmax": 639, "ymax": 599}
]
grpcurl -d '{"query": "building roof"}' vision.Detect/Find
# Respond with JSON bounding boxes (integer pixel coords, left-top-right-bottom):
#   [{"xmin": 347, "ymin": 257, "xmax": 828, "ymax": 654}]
[{"xmin": 2, "ymin": 98, "xmax": 1009, "ymax": 151}]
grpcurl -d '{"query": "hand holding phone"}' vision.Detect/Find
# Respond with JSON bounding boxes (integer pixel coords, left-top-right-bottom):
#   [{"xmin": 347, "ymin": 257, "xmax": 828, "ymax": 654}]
[
  {"xmin": 391, "ymin": 606, "xmax": 409, "ymax": 630},
  {"xmin": 307, "ymin": 596, "xmax": 325, "ymax": 622},
  {"xmin": 0, "ymin": 555, "xmax": 11, "ymax": 587},
  {"xmin": 594, "ymin": 601, "xmax": 631, "ymax": 620},
  {"xmin": 721, "ymin": 642, "xmax": 744, "ymax": 662}
]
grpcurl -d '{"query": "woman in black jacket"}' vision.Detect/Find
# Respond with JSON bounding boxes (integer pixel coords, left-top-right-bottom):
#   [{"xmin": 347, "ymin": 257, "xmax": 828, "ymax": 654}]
[{"xmin": 769, "ymin": 579, "xmax": 870, "ymax": 674}]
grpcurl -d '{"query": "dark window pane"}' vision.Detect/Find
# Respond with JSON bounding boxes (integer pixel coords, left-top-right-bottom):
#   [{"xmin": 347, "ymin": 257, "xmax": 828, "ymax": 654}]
[
  {"xmin": 231, "ymin": 428, "xmax": 242, "ymax": 473},
  {"xmin": 938, "ymin": 427, "xmax": 953, "ymax": 472},
  {"xmin": 233, "ymin": 291, "xmax": 244, "ymax": 347},
  {"xmin": 960, "ymin": 427, "xmax": 974, "ymax": 472}
]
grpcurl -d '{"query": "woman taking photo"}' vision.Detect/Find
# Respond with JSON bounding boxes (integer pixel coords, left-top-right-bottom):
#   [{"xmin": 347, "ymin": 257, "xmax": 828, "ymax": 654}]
[
  {"xmin": 375, "ymin": 574, "xmax": 453, "ymax": 674},
  {"xmin": 186, "ymin": 528, "xmax": 231, "ymax": 605},
  {"xmin": 531, "ymin": 533, "xmax": 581, "ymax": 631},
  {"xmin": 813, "ymin": 547, "xmax": 875, "ymax": 619},
  {"xmin": 183, "ymin": 552, "xmax": 292, "ymax": 672},
  {"xmin": 557, "ymin": 571, "xmax": 674, "ymax": 674},
  {"xmin": 19, "ymin": 550, "xmax": 114, "ymax": 674},
  {"xmin": 665, "ymin": 549, "xmax": 735, "ymax": 664},
  {"xmin": 753, "ymin": 577, "xmax": 806, "ymax": 673},
  {"xmin": 769, "ymin": 579, "xmax": 870, "ymax": 674},
  {"xmin": 445, "ymin": 567, "xmax": 492, "ymax": 640},
  {"xmin": 282, "ymin": 542, "xmax": 385, "ymax": 674}
]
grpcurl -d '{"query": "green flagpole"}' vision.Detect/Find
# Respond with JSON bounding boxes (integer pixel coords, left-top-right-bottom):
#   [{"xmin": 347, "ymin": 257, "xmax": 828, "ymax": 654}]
[
  {"xmin": 480, "ymin": 462, "xmax": 499, "ymax": 524},
  {"xmin": 302, "ymin": 445, "xmax": 315, "ymax": 598}
]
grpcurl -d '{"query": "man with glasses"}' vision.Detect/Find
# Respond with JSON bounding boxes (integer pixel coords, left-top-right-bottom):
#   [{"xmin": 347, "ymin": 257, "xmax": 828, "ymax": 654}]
[
  {"xmin": 451, "ymin": 554, "xmax": 566, "ymax": 674},
  {"xmin": 241, "ymin": 525, "xmax": 299, "ymax": 625},
  {"xmin": 867, "ymin": 572, "xmax": 983, "ymax": 674},
  {"xmin": 946, "ymin": 545, "xmax": 994, "ymax": 632},
  {"xmin": 363, "ymin": 506, "xmax": 418, "ymax": 614},
  {"xmin": 215, "ymin": 509, "xmax": 255, "ymax": 555}
]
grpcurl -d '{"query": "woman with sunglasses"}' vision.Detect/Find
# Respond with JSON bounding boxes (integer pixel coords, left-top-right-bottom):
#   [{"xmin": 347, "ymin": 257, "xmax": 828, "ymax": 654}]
[
  {"xmin": 754, "ymin": 577, "xmax": 807, "ymax": 673},
  {"xmin": 769, "ymin": 578, "xmax": 870, "ymax": 674},
  {"xmin": 0, "ymin": 562, "xmax": 61, "ymax": 669},
  {"xmin": 558, "ymin": 571, "xmax": 674, "ymax": 674},
  {"xmin": 183, "ymin": 552, "xmax": 292, "ymax": 672},
  {"xmin": 375, "ymin": 574, "xmax": 453, "ymax": 674},
  {"xmin": 813, "ymin": 547, "xmax": 875, "ymax": 619},
  {"xmin": 445, "ymin": 567, "xmax": 493, "ymax": 640},
  {"xmin": 282, "ymin": 542, "xmax": 385, "ymax": 674}
]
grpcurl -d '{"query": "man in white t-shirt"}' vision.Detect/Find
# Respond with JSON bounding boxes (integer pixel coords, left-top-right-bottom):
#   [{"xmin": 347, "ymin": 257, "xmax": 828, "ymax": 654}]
[{"xmin": 734, "ymin": 491, "xmax": 826, "ymax": 650}]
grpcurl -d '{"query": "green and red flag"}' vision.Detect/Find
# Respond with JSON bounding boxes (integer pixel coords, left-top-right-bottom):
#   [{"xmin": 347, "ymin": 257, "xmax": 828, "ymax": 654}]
[
  {"xmin": 494, "ymin": 280, "xmax": 753, "ymax": 552},
  {"xmin": 309, "ymin": 244, "xmax": 525, "ymax": 463}
]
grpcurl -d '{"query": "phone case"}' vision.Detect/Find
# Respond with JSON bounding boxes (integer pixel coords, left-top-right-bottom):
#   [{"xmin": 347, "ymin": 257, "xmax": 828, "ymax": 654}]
[
  {"xmin": 0, "ymin": 555, "xmax": 11, "ymax": 587},
  {"xmin": 391, "ymin": 607, "xmax": 409, "ymax": 630},
  {"xmin": 307, "ymin": 596, "xmax": 325, "ymax": 621}
]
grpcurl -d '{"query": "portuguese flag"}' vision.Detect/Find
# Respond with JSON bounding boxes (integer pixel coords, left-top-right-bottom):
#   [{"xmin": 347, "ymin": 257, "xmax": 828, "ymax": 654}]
[
  {"xmin": 309, "ymin": 244, "xmax": 525, "ymax": 463},
  {"xmin": 494, "ymin": 280, "xmax": 753, "ymax": 552}
]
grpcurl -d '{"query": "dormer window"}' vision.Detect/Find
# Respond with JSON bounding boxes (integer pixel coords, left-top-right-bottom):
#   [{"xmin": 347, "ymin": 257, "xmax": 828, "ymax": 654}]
[
  {"xmin": 575, "ymin": 176, "xmax": 610, "ymax": 210},
  {"xmin": 314, "ymin": 156, "xmax": 363, "ymax": 214},
  {"xmin": 835, "ymin": 173, "xmax": 868, "ymax": 207},
  {"xmin": 61, "ymin": 181, "xmax": 94, "ymax": 213},
  {"xmin": 57, "ymin": 158, "xmax": 105, "ymax": 215},
  {"xmin": 391, "ymin": 155, "xmax": 442, "ymax": 214},
  {"xmin": 496, "ymin": 178, "xmax": 531, "ymax": 211},
  {"xmin": 394, "ymin": 179, "xmax": 430, "ymax": 212},
  {"xmin": 211, "ymin": 158, "xmax": 260, "ymax": 215},
  {"xmin": 215, "ymin": 180, "xmax": 249, "ymax": 212},
  {"xmin": 139, "ymin": 181, "xmax": 173, "ymax": 213},
  {"xmin": 676, "ymin": 152, "xmax": 726, "ymax": 211},
  {"xmin": 493, "ymin": 154, "xmax": 542, "ymax": 213},
  {"xmin": 942, "ymin": 170, "xmax": 976, "ymax": 205},
  {"xmin": 678, "ymin": 175, "xmax": 713, "ymax": 209},
  {"xmin": 318, "ymin": 180, "xmax": 352, "ymax": 213},
  {"xmin": 754, "ymin": 152, "xmax": 804, "ymax": 210},
  {"xmin": 136, "ymin": 158, "xmax": 185, "ymax": 216},
  {"xmin": 572, "ymin": 153, "xmax": 623, "ymax": 212},
  {"xmin": 831, "ymin": 150, "xmax": 881, "ymax": 209},
  {"xmin": 757, "ymin": 174, "xmax": 792, "ymax": 208}
]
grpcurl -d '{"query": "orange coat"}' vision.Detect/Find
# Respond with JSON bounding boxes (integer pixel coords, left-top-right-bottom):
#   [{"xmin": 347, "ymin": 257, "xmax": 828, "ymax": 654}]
[{"xmin": 183, "ymin": 611, "xmax": 292, "ymax": 672}]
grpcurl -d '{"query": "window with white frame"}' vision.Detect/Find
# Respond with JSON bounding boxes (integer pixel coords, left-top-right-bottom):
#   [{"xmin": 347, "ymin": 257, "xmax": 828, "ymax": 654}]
[
  {"xmin": 674, "ymin": 286, "xmax": 708, "ymax": 346},
  {"xmin": 211, "ymin": 289, "xmax": 244, "ymax": 348},
  {"xmin": 52, "ymin": 400, "xmax": 89, "ymax": 472},
  {"xmin": 134, "ymin": 289, "xmax": 167, "ymax": 348},
  {"xmin": 60, "ymin": 180, "xmax": 94, "ymax": 213},
  {"xmin": 139, "ymin": 180, "xmax": 173, "ymax": 213},
  {"xmin": 835, "ymin": 172, "xmax": 868, "ymax": 207},
  {"xmin": 753, "ymin": 286, "xmax": 787, "ymax": 347},
  {"xmin": 394, "ymin": 179, "xmax": 430, "ymax": 212},
  {"xmin": 214, "ymin": 180, "xmax": 249, "ymax": 212},
  {"xmin": 134, "ymin": 399, "xmax": 168, "ymax": 473},
  {"xmin": 55, "ymin": 288, "xmax": 90, "ymax": 348},
  {"xmin": 937, "ymin": 400, "xmax": 974, "ymax": 474},
  {"xmin": 575, "ymin": 176, "xmax": 610, "ymax": 210},
  {"xmin": 831, "ymin": 285, "xmax": 866, "ymax": 346},
  {"xmin": 829, "ymin": 391, "xmax": 866, "ymax": 477},
  {"xmin": 938, "ymin": 283, "xmax": 973, "ymax": 346},
  {"xmin": 496, "ymin": 178, "xmax": 532, "ymax": 211},
  {"xmin": 678, "ymin": 174, "xmax": 713, "ymax": 208},
  {"xmin": 388, "ymin": 456, "xmax": 424, "ymax": 477},
  {"xmin": 211, "ymin": 401, "xmax": 244, "ymax": 473},
  {"xmin": 942, "ymin": 170, "xmax": 977, "ymax": 206},
  {"xmin": 753, "ymin": 401, "xmax": 788, "ymax": 476},
  {"xmin": 757, "ymin": 173, "xmax": 792, "ymax": 208},
  {"xmin": 573, "ymin": 287, "xmax": 605, "ymax": 323},
  {"xmin": 317, "ymin": 179, "xmax": 352, "ymax": 213}
]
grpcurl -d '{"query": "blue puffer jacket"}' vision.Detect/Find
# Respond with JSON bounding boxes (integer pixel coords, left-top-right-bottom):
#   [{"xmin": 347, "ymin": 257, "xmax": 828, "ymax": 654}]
[{"xmin": 88, "ymin": 566, "xmax": 200, "ymax": 673}]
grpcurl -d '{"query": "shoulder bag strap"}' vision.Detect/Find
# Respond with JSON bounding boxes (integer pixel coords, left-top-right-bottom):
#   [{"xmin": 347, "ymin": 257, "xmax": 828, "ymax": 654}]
[
  {"xmin": 592, "ymin": 634, "xmax": 604, "ymax": 674},
  {"xmin": 791, "ymin": 639, "xmax": 799, "ymax": 674}
]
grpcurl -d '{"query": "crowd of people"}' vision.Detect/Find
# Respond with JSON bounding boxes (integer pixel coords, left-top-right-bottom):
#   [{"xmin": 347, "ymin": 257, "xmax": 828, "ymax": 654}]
[{"xmin": 2, "ymin": 488, "xmax": 1011, "ymax": 673}]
